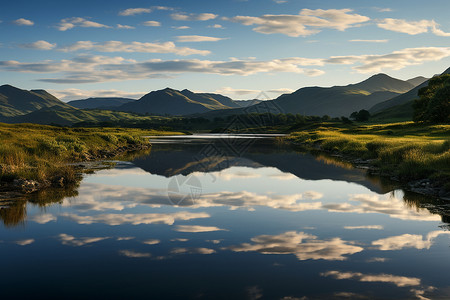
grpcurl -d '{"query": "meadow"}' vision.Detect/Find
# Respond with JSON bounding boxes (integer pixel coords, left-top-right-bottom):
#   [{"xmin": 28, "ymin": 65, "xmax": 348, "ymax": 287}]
[
  {"xmin": 289, "ymin": 122, "xmax": 450, "ymax": 187},
  {"xmin": 0, "ymin": 123, "xmax": 181, "ymax": 185}
]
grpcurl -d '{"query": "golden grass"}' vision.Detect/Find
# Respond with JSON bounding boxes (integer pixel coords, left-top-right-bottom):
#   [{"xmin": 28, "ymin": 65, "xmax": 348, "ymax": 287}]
[
  {"xmin": 0, "ymin": 123, "xmax": 182, "ymax": 183},
  {"xmin": 289, "ymin": 122, "xmax": 450, "ymax": 181}
]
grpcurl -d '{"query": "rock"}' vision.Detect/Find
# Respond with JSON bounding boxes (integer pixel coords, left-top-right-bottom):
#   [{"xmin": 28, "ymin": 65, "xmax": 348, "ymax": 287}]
[{"xmin": 13, "ymin": 178, "xmax": 41, "ymax": 193}]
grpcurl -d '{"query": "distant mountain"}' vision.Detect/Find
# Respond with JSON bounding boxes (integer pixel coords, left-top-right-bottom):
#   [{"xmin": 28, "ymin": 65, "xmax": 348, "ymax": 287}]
[
  {"xmin": 67, "ymin": 97, "xmax": 136, "ymax": 109},
  {"xmin": 117, "ymin": 88, "xmax": 238, "ymax": 115},
  {"xmin": 235, "ymin": 99, "xmax": 263, "ymax": 107},
  {"xmin": 407, "ymin": 76, "xmax": 429, "ymax": 87},
  {"xmin": 249, "ymin": 73, "xmax": 415, "ymax": 117},
  {"xmin": 0, "ymin": 84, "xmax": 72, "ymax": 118},
  {"xmin": 370, "ymin": 67, "xmax": 450, "ymax": 120}
]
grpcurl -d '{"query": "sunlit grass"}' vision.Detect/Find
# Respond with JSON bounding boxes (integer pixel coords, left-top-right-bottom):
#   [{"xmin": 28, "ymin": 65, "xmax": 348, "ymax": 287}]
[
  {"xmin": 0, "ymin": 123, "xmax": 182, "ymax": 183},
  {"xmin": 290, "ymin": 122, "xmax": 450, "ymax": 181}
]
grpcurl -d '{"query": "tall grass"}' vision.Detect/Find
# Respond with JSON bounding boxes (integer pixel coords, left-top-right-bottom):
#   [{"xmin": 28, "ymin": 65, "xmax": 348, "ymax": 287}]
[
  {"xmin": 0, "ymin": 123, "xmax": 182, "ymax": 183},
  {"xmin": 290, "ymin": 122, "xmax": 450, "ymax": 181}
]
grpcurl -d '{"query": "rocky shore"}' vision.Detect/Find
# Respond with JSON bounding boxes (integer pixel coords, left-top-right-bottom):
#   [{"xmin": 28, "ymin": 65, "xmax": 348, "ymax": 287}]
[{"xmin": 0, "ymin": 143, "xmax": 151, "ymax": 200}]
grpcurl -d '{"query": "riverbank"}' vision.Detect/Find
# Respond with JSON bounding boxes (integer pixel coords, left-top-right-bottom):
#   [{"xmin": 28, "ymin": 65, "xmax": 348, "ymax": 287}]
[
  {"xmin": 0, "ymin": 123, "xmax": 182, "ymax": 197},
  {"xmin": 287, "ymin": 121, "xmax": 450, "ymax": 200}
]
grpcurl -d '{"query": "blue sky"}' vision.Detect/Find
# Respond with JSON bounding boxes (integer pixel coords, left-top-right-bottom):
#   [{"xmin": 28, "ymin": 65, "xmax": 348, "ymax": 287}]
[{"xmin": 1, "ymin": 0, "xmax": 449, "ymax": 101}]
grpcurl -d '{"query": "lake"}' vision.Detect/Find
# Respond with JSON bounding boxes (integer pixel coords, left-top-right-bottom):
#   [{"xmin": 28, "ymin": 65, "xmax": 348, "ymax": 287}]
[{"xmin": 1, "ymin": 134, "xmax": 450, "ymax": 299}]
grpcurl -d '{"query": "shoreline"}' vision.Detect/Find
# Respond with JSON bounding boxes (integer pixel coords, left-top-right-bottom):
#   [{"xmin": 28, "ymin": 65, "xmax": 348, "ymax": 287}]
[
  {"xmin": 0, "ymin": 143, "xmax": 151, "ymax": 201},
  {"xmin": 291, "ymin": 141, "xmax": 450, "ymax": 201}
]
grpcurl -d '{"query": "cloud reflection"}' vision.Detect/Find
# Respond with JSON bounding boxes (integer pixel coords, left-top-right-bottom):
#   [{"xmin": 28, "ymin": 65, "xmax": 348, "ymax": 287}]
[
  {"xmin": 227, "ymin": 231, "xmax": 363, "ymax": 261},
  {"xmin": 58, "ymin": 233, "xmax": 109, "ymax": 246},
  {"xmin": 60, "ymin": 211, "xmax": 210, "ymax": 226},
  {"xmin": 15, "ymin": 239, "xmax": 35, "ymax": 246},
  {"xmin": 321, "ymin": 270, "xmax": 421, "ymax": 287},
  {"xmin": 119, "ymin": 250, "xmax": 152, "ymax": 258},
  {"xmin": 323, "ymin": 194, "xmax": 440, "ymax": 222},
  {"xmin": 372, "ymin": 230, "xmax": 450, "ymax": 250},
  {"xmin": 170, "ymin": 247, "xmax": 216, "ymax": 255},
  {"xmin": 174, "ymin": 225, "xmax": 227, "ymax": 232}
]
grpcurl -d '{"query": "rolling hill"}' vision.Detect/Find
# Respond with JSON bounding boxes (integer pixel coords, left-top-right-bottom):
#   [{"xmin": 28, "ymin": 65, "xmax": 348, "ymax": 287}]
[
  {"xmin": 117, "ymin": 88, "xmax": 238, "ymax": 115},
  {"xmin": 0, "ymin": 84, "xmax": 73, "ymax": 119}
]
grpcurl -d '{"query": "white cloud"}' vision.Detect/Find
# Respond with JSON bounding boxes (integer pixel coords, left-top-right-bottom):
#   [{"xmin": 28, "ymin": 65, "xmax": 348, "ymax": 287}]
[
  {"xmin": 20, "ymin": 40, "xmax": 57, "ymax": 50},
  {"xmin": 372, "ymin": 230, "xmax": 450, "ymax": 250},
  {"xmin": 344, "ymin": 225, "xmax": 383, "ymax": 230},
  {"xmin": 173, "ymin": 26, "xmax": 190, "ymax": 30},
  {"xmin": 174, "ymin": 225, "xmax": 226, "ymax": 232},
  {"xmin": 209, "ymin": 24, "xmax": 224, "ymax": 29},
  {"xmin": 228, "ymin": 9, "xmax": 370, "ymax": 37},
  {"xmin": 227, "ymin": 231, "xmax": 363, "ymax": 261},
  {"xmin": 142, "ymin": 21, "xmax": 161, "ymax": 27},
  {"xmin": 61, "ymin": 211, "xmax": 210, "ymax": 226},
  {"xmin": 31, "ymin": 213, "xmax": 57, "ymax": 224},
  {"xmin": 58, "ymin": 40, "xmax": 210, "ymax": 56},
  {"xmin": 49, "ymin": 88, "xmax": 144, "ymax": 101},
  {"xmin": 349, "ymin": 39, "xmax": 388, "ymax": 43},
  {"xmin": 273, "ymin": 0, "xmax": 288, "ymax": 3},
  {"xmin": 58, "ymin": 233, "xmax": 109, "ymax": 246},
  {"xmin": 3, "ymin": 46, "xmax": 446, "ymax": 84},
  {"xmin": 13, "ymin": 18, "xmax": 34, "ymax": 26},
  {"xmin": 321, "ymin": 270, "xmax": 421, "ymax": 287},
  {"xmin": 326, "ymin": 47, "xmax": 450, "ymax": 73},
  {"xmin": 117, "ymin": 24, "xmax": 135, "ymax": 29},
  {"xmin": 215, "ymin": 86, "xmax": 259, "ymax": 96},
  {"xmin": 119, "ymin": 8, "xmax": 151, "ymax": 16},
  {"xmin": 119, "ymin": 250, "xmax": 151, "ymax": 258},
  {"xmin": 0, "ymin": 55, "xmax": 324, "ymax": 84},
  {"xmin": 57, "ymin": 17, "xmax": 110, "ymax": 31},
  {"xmin": 176, "ymin": 35, "xmax": 227, "ymax": 42},
  {"xmin": 373, "ymin": 7, "xmax": 393, "ymax": 12},
  {"xmin": 377, "ymin": 18, "xmax": 450, "ymax": 36},
  {"xmin": 15, "ymin": 239, "xmax": 35, "ymax": 246},
  {"xmin": 171, "ymin": 13, "xmax": 218, "ymax": 21},
  {"xmin": 266, "ymin": 88, "xmax": 295, "ymax": 94}
]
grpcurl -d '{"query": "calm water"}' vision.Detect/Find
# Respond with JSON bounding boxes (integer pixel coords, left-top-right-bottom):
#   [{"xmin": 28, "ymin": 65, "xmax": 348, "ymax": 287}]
[{"xmin": 1, "ymin": 135, "xmax": 450, "ymax": 299}]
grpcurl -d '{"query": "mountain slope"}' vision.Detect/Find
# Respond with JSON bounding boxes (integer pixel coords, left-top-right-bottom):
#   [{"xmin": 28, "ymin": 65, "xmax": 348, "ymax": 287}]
[
  {"xmin": 180, "ymin": 89, "xmax": 240, "ymax": 109},
  {"xmin": 250, "ymin": 73, "xmax": 415, "ymax": 117},
  {"xmin": 370, "ymin": 67, "xmax": 450, "ymax": 119},
  {"xmin": 0, "ymin": 85, "xmax": 72, "ymax": 118},
  {"xmin": 117, "ymin": 88, "xmax": 237, "ymax": 115},
  {"xmin": 68, "ymin": 97, "xmax": 136, "ymax": 109}
]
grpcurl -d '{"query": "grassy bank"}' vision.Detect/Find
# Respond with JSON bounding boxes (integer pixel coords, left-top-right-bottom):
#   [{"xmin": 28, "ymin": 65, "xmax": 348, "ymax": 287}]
[
  {"xmin": 0, "ymin": 123, "xmax": 181, "ymax": 186},
  {"xmin": 288, "ymin": 122, "xmax": 450, "ymax": 188}
]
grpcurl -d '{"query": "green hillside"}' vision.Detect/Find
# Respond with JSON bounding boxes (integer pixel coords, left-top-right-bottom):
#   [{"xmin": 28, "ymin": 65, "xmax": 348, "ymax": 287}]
[{"xmin": 0, "ymin": 85, "xmax": 73, "ymax": 118}]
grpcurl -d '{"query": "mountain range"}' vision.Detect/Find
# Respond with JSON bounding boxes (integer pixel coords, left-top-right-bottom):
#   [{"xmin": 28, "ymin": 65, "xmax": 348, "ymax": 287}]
[{"xmin": 0, "ymin": 68, "xmax": 445, "ymax": 125}]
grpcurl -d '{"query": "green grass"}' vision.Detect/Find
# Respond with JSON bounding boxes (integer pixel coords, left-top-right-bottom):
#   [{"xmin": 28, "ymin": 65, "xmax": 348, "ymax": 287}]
[
  {"xmin": 289, "ymin": 122, "xmax": 450, "ymax": 182},
  {"xmin": 0, "ymin": 122, "xmax": 182, "ymax": 184}
]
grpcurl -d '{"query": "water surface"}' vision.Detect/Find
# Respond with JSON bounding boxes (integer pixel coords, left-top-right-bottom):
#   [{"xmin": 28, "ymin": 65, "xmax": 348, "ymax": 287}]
[{"xmin": 1, "ymin": 134, "xmax": 450, "ymax": 299}]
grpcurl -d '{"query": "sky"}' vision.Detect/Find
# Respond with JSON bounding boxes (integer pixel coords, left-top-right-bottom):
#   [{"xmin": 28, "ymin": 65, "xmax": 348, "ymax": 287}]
[{"xmin": 0, "ymin": 0, "xmax": 450, "ymax": 101}]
